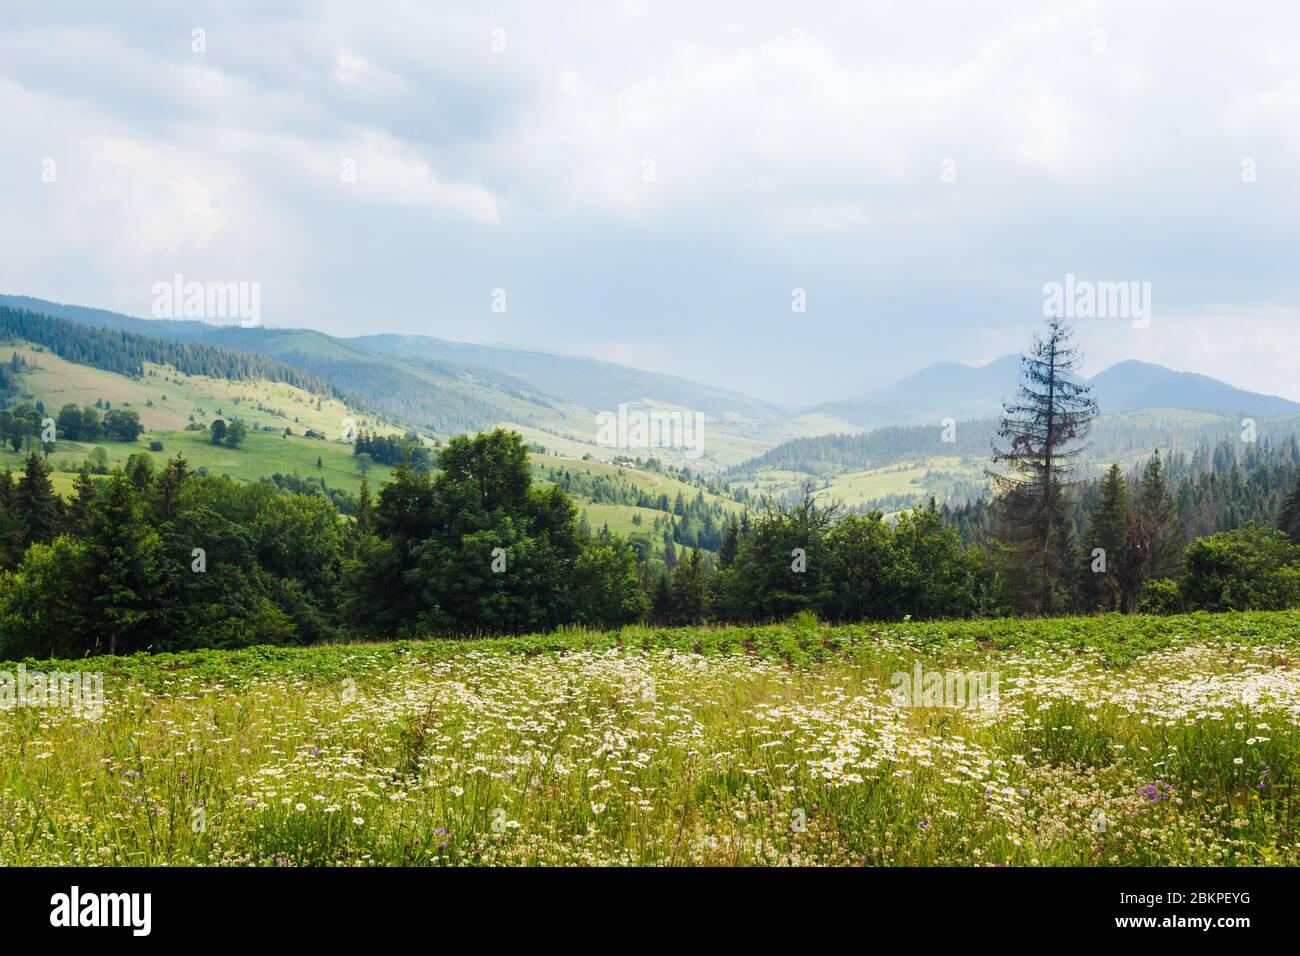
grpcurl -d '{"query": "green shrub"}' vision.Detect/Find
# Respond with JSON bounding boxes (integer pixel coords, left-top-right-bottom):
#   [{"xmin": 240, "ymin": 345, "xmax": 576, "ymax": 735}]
[
  {"xmin": 1181, "ymin": 527, "xmax": 1300, "ymax": 612},
  {"xmin": 1137, "ymin": 578, "xmax": 1182, "ymax": 615}
]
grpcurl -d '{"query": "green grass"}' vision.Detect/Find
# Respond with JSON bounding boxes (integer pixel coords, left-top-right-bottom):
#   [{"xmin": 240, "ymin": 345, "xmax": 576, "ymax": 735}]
[
  {"xmin": 8, "ymin": 339, "xmax": 758, "ymax": 513},
  {"xmin": 739, "ymin": 456, "xmax": 988, "ymax": 509},
  {"xmin": 5, "ymin": 337, "xmax": 408, "ymax": 497},
  {"xmin": 824, "ymin": 457, "xmax": 975, "ymax": 502},
  {"xmin": 8, "ymin": 430, "xmax": 395, "ymax": 498},
  {"xmin": 9, "ymin": 340, "xmax": 391, "ymax": 437},
  {"xmin": 4, "ymin": 610, "xmax": 1299, "ymax": 866},
  {"xmin": 577, "ymin": 502, "xmax": 665, "ymax": 537}
]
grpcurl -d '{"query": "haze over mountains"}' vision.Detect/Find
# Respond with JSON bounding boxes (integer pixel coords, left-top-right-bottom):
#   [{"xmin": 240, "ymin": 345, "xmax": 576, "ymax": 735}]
[
  {"xmin": 349, "ymin": 333, "xmax": 784, "ymax": 425},
  {"xmin": 3, "ymin": 294, "xmax": 1297, "ymax": 463},
  {"xmin": 815, "ymin": 354, "xmax": 1300, "ymax": 429}
]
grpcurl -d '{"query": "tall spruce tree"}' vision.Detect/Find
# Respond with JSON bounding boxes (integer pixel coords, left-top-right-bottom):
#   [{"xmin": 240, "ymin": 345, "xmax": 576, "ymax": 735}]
[
  {"xmin": 152, "ymin": 454, "xmax": 192, "ymax": 524},
  {"xmin": 67, "ymin": 465, "xmax": 98, "ymax": 536},
  {"xmin": 991, "ymin": 318, "xmax": 1097, "ymax": 614},
  {"xmin": 1134, "ymin": 450, "xmax": 1182, "ymax": 578},
  {"xmin": 0, "ymin": 469, "xmax": 20, "ymax": 568},
  {"xmin": 718, "ymin": 516, "xmax": 740, "ymax": 568},
  {"xmin": 651, "ymin": 573, "xmax": 672, "ymax": 623},
  {"xmin": 14, "ymin": 452, "xmax": 60, "ymax": 549},
  {"xmin": 1281, "ymin": 473, "xmax": 1300, "ymax": 544},
  {"xmin": 353, "ymin": 474, "xmax": 374, "ymax": 537},
  {"xmin": 668, "ymin": 548, "xmax": 708, "ymax": 624},
  {"xmin": 84, "ymin": 473, "xmax": 164, "ymax": 654},
  {"xmin": 1082, "ymin": 463, "xmax": 1131, "ymax": 611},
  {"xmin": 663, "ymin": 532, "xmax": 678, "ymax": 570}
]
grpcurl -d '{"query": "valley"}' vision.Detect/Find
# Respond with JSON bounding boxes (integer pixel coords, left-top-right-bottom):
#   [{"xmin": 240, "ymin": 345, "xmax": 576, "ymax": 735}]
[{"xmin": 6, "ymin": 296, "xmax": 1300, "ymax": 547}]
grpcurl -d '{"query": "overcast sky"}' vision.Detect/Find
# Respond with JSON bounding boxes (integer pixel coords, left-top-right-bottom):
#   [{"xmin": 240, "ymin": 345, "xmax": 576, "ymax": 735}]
[{"xmin": 3, "ymin": 1, "xmax": 1300, "ymax": 405}]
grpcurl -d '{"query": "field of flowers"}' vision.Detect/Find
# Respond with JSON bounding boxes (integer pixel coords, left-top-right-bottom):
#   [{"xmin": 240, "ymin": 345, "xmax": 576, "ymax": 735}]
[{"xmin": 3, "ymin": 611, "xmax": 1299, "ymax": 866}]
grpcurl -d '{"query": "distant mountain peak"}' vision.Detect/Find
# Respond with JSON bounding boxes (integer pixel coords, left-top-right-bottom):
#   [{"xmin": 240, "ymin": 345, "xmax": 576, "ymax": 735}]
[{"xmin": 815, "ymin": 352, "xmax": 1300, "ymax": 429}]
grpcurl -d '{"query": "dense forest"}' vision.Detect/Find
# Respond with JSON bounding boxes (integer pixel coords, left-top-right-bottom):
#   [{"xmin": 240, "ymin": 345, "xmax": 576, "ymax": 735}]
[
  {"xmin": 730, "ymin": 420, "xmax": 993, "ymax": 475},
  {"xmin": 739, "ymin": 410, "xmax": 1300, "ymax": 481},
  {"xmin": 0, "ymin": 429, "xmax": 648, "ymax": 657},
  {"xmin": 351, "ymin": 429, "xmax": 432, "ymax": 467},
  {"xmin": 1, "ymin": 416, "xmax": 1298, "ymax": 658},
  {"xmin": 0, "ymin": 304, "xmax": 340, "ymax": 398},
  {"xmin": 943, "ymin": 438, "xmax": 1300, "ymax": 548},
  {"xmin": 0, "ymin": 312, "xmax": 1298, "ymax": 657}
]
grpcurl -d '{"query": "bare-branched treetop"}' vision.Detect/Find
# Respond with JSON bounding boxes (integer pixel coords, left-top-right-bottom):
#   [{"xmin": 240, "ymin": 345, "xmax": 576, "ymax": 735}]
[{"xmin": 991, "ymin": 318, "xmax": 1097, "ymax": 614}]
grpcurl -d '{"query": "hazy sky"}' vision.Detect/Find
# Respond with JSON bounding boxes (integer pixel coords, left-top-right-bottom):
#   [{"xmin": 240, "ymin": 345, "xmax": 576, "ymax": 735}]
[{"xmin": 3, "ymin": 1, "xmax": 1300, "ymax": 405}]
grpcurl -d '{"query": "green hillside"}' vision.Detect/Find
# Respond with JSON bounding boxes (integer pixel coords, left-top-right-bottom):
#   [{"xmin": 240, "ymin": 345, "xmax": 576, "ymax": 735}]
[
  {"xmin": 1, "ymin": 339, "xmax": 402, "ymax": 497},
  {"xmin": 2, "ymin": 296, "xmax": 787, "ymax": 469},
  {"xmin": 735, "ymin": 408, "xmax": 1300, "ymax": 511},
  {"xmin": 8, "ymin": 294, "xmax": 1300, "ymax": 539},
  {"xmin": 1, "ymin": 333, "xmax": 748, "ymax": 552},
  {"xmin": 19, "ymin": 430, "xmax": 394, "ymax": 498}
]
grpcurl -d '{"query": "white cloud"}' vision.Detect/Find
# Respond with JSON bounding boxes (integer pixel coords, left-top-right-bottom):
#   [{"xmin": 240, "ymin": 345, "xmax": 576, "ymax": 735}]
[
  {"xmin": 1, "ymin": 1, "xmax": 1299, "ymax": 403},
  {"xmin": 40, "ymin": 134, "xmax": 227, "ymax": 282},
  {"xmin": 1080, "ymin": 305, "xmax": 1300, "ymax": 404},
  {"xmin": 291, "ymin": 130, "xmax": 502, "ymax": 223}
]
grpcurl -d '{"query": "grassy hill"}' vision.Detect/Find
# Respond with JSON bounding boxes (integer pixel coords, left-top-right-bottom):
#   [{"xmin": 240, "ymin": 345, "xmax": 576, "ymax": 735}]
[
  {"xmin": 530, "ymin": 452, "xmax": 743, "ymax": 549},
  {"xmin": 735, "ymin": 408, "xmax": 1300, "ymax": 511},
  {"xmin": 9, "ymin": 341, "xmax": 377, "ymax": 436},
  {"xmin": 3, "ymin": 337, "xmax": 746, "ymax": 545},
  {"xmin": 13, "ymin": 293, "xmax": 1297, "ymax": 525},
  {"xmin": 12, "ymin": 322, "xmax": 1291, "ymax": 536},
  {"xmin": 3, "ymin": 295, "xmax": 789, "ymax": 469},
  {"xmin": 19, "ymin": 429, "xmax": 395, "ymax": 499},
  {"xmin": 3, "ymin": 339, "xmax": 401, "ymax": 497}
]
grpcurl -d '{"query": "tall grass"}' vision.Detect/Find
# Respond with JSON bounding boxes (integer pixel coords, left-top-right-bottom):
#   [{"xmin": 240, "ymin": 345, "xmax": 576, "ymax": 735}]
[{"xmin": 2, "ymin": 611, "xmax": 1298, "ymax": 865}]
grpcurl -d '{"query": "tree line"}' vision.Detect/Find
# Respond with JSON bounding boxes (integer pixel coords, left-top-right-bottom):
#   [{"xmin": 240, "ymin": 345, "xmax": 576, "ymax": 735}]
[
  {"xmin": 967, "ymin": 319, "xmax": 1300, "ymax": 616},
  {"xmin": 0, "ymin": 305, "xmax": 341, "ymax": 399},
  {"xmin": 1, "ymin": 318, "xmax": 1299, "ymax": 658},
  {"xmin": 351, "ymin": 430, "xmax": 430, "ymax": 467},
  {"xmin": 0, "ymin": 430, "xmax": 649, "ymax": 658},
  {"xmin": 642, "ymin": 319, "xmax": 1300, "ymax": 624}
]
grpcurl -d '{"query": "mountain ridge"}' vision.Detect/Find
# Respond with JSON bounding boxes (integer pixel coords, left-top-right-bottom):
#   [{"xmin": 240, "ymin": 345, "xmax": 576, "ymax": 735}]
[
  {"xmin": 5, "ymin": 294, "xmax": 1297, "ymax": 446},
  {"xmin": 818, "ymin": 352, "xmax": 1300, "ymax": 426}
]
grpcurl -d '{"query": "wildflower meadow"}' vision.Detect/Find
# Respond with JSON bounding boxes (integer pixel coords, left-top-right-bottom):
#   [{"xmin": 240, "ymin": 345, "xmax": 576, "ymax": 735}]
[{"xmin": 3, "ymin": 611, "xmax": 1298, "ymax": 866}]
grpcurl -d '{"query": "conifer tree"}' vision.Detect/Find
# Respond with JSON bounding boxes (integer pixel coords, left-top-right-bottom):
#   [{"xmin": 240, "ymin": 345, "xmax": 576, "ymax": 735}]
[
  {"xmin": 1280, "ymin": 473, "xmax": 1300, "ymax": 544},
  {"xmin": 0, "ymin": 469, "xmax": 20, "ymax": 568},
  {"xmin": 354, "ymin": 475, "xmax": 374, "ymax": 537},
  {"xmin": 663, "ymin": 532, "xmax": 678, "ymax": 570},
  {"xmin": 67, "ymin": 465, "xmax": 98, "ymax": 536},
  {"xmin": 152, "ymin": 454, "xmax": 192, "ymax": 524},
  {"xmin": 1135, "ymin": 450, "xmax": 1182, "ymax": 577},
  {"xmin": 83, "ymin": 474, "xmax": 164, "ymax": 655},
  {"xmin": 1110, "ymin": 450, "xmax": 1184, "ymax": 611},
  {"xmin": 991, "ymin": 318, "xmax": 1097, "ymax": 614},
  {"xmin": 1082, "ymin": 463, "xmax": 1131, "ymax": 611},
  {"xmin": 668, "ymin": 548, "xmax": 707, "ymax": 624},
  {"xmin": 718, "ymin": 516, "xmax": 740, "ymax": 568},
  {"xmin": 651, "ymin": 573, "xmax": 672, "ymax": 622},
  {"xmin": 14, "ymin": 452, "xmax": 60, "ymax": 549}
]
